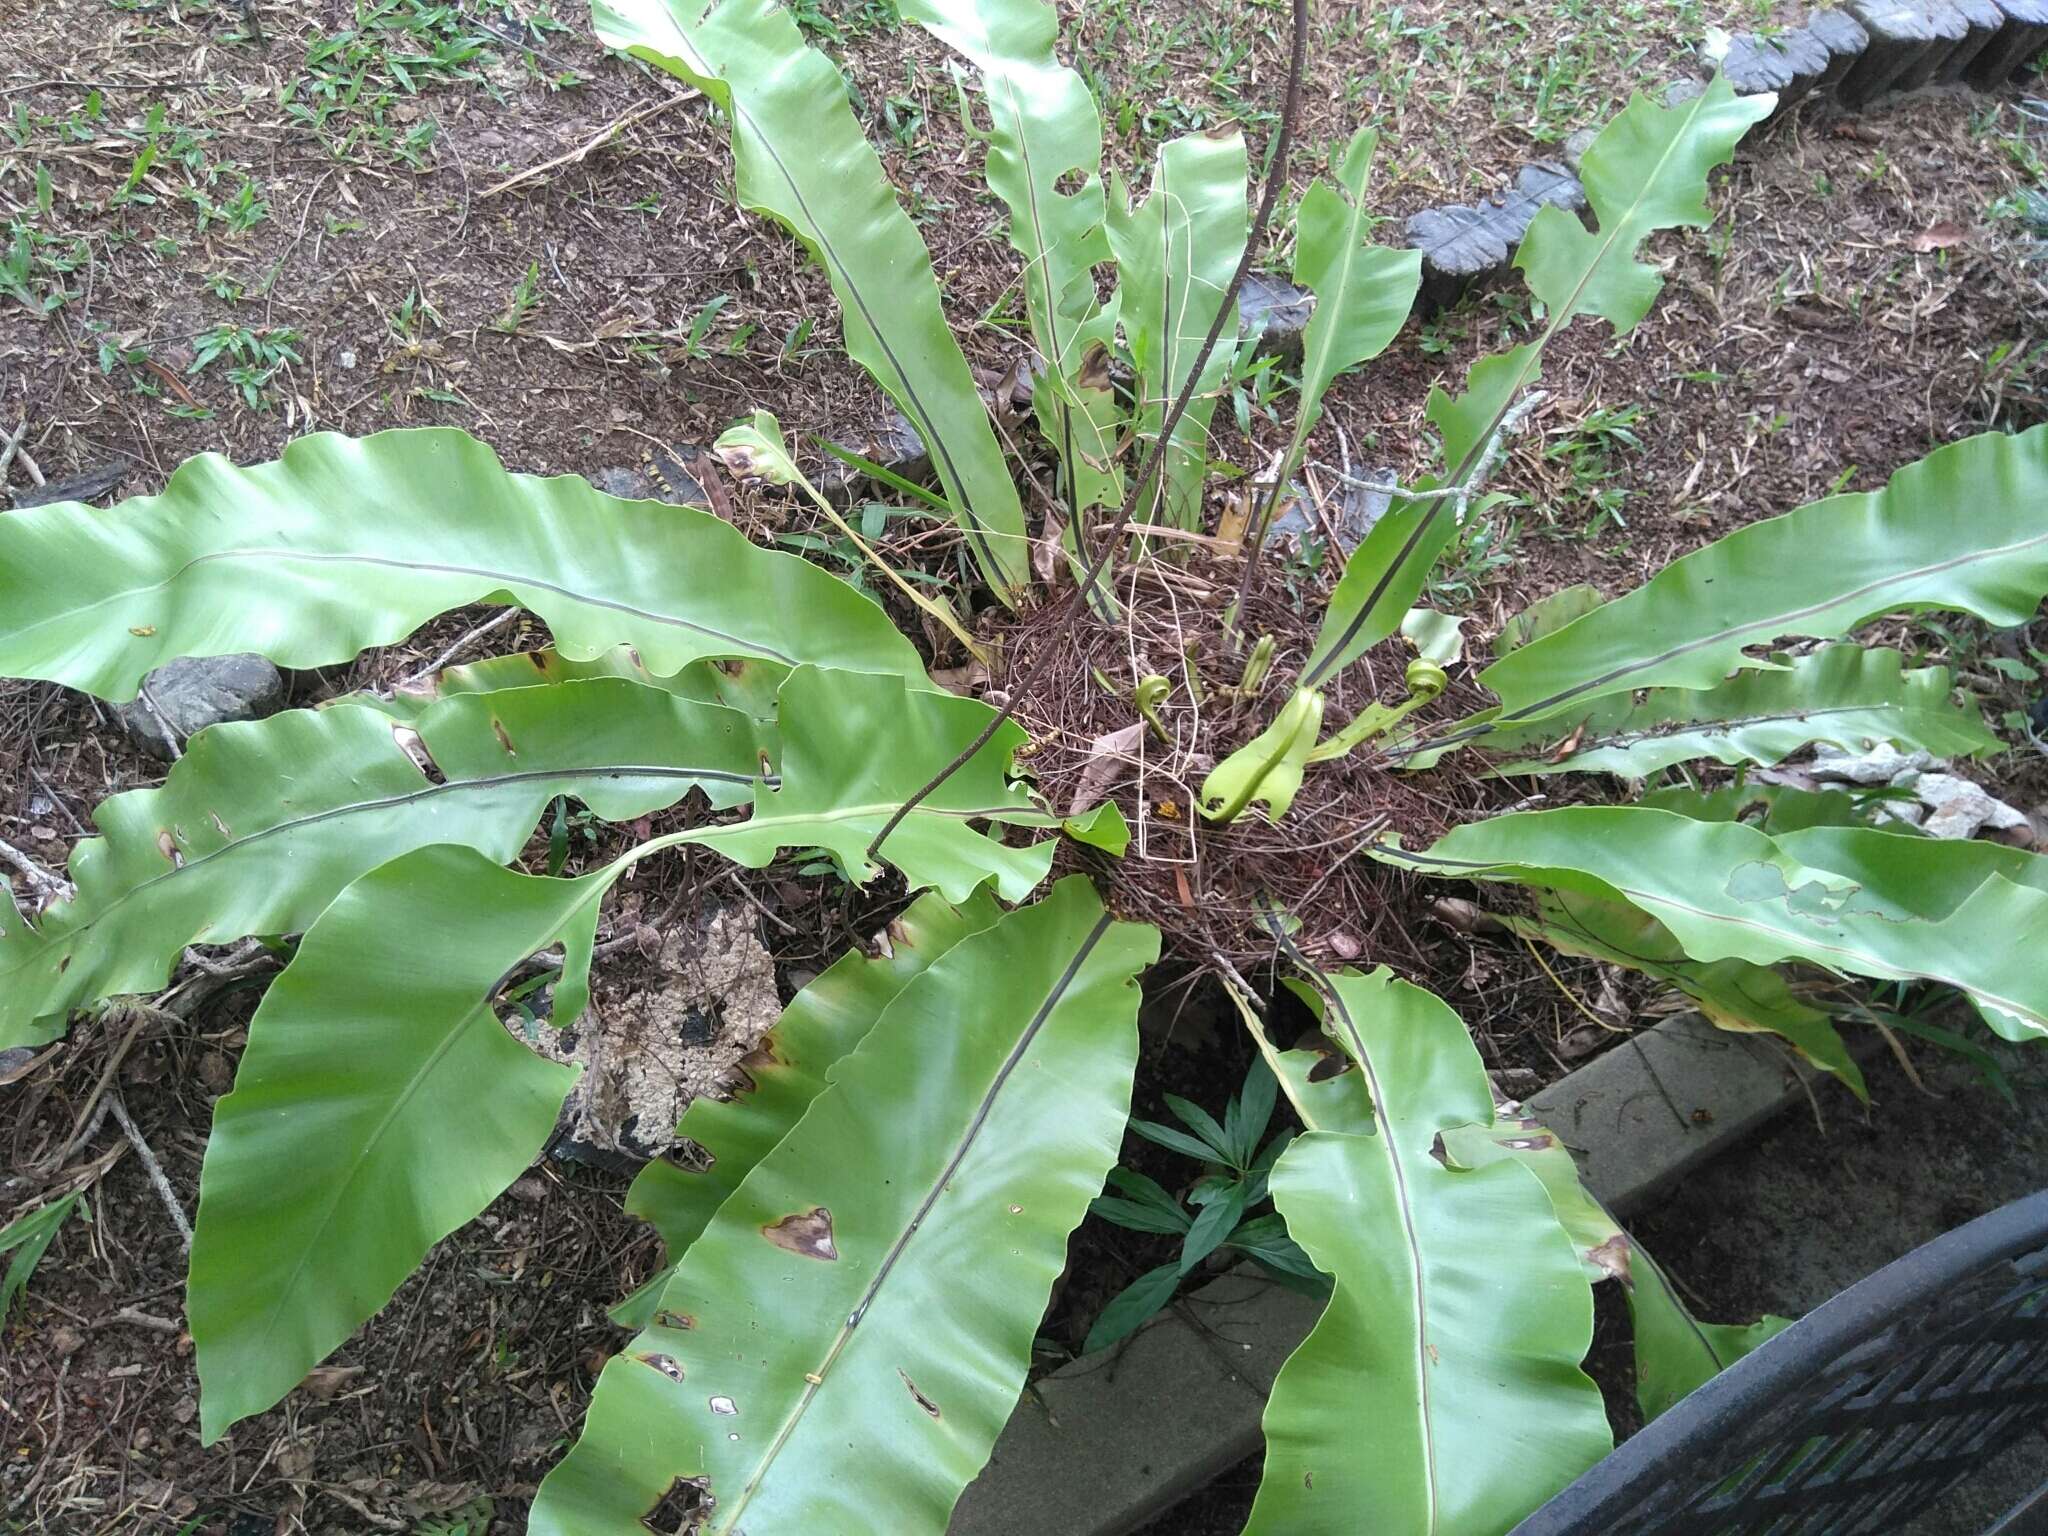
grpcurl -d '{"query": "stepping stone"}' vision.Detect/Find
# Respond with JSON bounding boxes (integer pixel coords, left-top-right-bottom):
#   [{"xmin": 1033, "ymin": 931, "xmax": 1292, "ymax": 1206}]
[
  {"xmin": 1406, "ymin": 204, "xmax": 1514, "ymax": 314},
  {"xmin": 1898, "ymin": 0, "xmax": 2003, "ymax": 84},
  {"xmin": 1808, "ymin": 7, "xmax": 1874, "ymax": 93},
  {"xmin": 1721, "ymin": 27, "xmax": 1836, "ymax": 118},
  {"xmin": 1966, "ymin": 0, "xmax": 2048, "ymax": 84},
  {"xmin": 1840, "ymin": 0, "xmax": 1970, "ymax": 105},
  {"xmin": 1236, "ymin": 271, "xmax": 1314, "ymax": 363},
  {"xmin": 1406, "ymin": 163, "xmax": 1586, "ymax": 315}
]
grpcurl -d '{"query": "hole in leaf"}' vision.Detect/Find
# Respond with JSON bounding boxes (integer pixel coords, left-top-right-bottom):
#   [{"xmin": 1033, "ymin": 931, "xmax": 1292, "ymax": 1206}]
[
  {"xmin": 639, "ymin": 1477, "xmax": 707, "ymax": 1535},
  {"xmin": 1054, "ymin": 168, "xmax": 1087, "ymax": 197},
  {"xmin": 390, "ymin": 722, "xmax": 445, "ymax": 785},
  {"xmin": 637, "ymin": 1352, "xmax": 685, "ymax": 1382},
  {"xmin": 898, "ymin": 1368, "xmax": 941, "ymax": 1418}
]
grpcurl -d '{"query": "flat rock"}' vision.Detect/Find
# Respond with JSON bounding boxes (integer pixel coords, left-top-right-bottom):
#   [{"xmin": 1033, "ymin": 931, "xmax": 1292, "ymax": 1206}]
[
  {"xmin": 113, "ymin": 654, "xmax": 286, "ymax": 759},
  {"xmin": 1236, "ymin": 271, "xmax": 1314, "ymax": 361},
  {"xmin": 1407, "ymin": 204, "xmax": 1512, "ymax": 313},
  {"xmin": 1267, "ymin": 473, "xmax": 1392, "ymax": 554},
  {"xmin": 1809, "ymin": 741, "xmax": 1934, "ymax": 784},
  {"xmin": 1562, "ymin": 126, "xmax": 1600, "ymax": 173},
  {"xmin": 531, "ymin": 904, "xmax": 780, "ymax": 1172}
]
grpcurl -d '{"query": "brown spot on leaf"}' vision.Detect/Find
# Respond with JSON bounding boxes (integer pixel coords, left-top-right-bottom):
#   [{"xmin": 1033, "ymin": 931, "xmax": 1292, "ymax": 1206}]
[
  {"xmin": 1587, "ymin": 1234, "xmax": 1632, "ymax": 1283},
  {"xmin": 652, "ymin": 1309, "xmax": 696, "ymax": 1332},
  {"xmin": 156, "ymin": 830, "xmax": 183, "ymax": 867},
  {"xmin": 762, "ymin": 1207, "xmax": 838, "ymax": 1261},
  {"xmin": 1497, "ymin": 1135, "xmax": 1554, "ymax": 1151},
  {"xmin": 492, "ymin": 718, "xmax": 516, "ymax": 755},
  {"xmin": 898, "ymin": 1369, "xmax": 940, "ymax": 1418},
  {"xmin": 209, "ymin": 811, "xmax": 233, "ymax": 840},
  {"xmin": 636, "ymin": 1352, "xmax": 685, "ymax": 1382}
]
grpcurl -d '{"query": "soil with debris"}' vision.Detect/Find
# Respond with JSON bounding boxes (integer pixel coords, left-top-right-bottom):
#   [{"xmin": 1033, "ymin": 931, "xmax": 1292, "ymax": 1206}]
[{"xmin": 3, "ymin": 0, "xmax": 2047, "ymax": 1530}]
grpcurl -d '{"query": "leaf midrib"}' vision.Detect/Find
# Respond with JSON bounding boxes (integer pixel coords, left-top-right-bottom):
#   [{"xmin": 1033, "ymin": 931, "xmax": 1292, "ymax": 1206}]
[{"xmin": 6, "ymin": 548, "xmax": 800, "ymax": 664}]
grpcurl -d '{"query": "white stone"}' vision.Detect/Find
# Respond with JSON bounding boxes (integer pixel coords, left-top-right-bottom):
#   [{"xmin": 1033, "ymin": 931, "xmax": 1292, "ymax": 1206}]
[
  {"xmin": 1913, "ymin": 773, "xmax": 2030, "ymax": 841},
  {"xmin": 1810, "ymin": 742, "xmax": 1934, "ymax": 785}
]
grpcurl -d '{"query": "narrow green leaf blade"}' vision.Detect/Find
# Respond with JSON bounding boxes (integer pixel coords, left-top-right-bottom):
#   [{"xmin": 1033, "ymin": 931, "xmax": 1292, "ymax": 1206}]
[
  {"xmin": 530, "ymin": 878, "xmax": 1158, "ymax": 1534},
  {"xmin": 1248, "ymin": 969, "xmax": 1609, "ymax": 1534},
  {"xmin": 1484, "ymin": 647, "xmax": 1997, "ymax": 776},
  {"xmin": 1386, "ymin": 806, "xmax": 2048, "ymax": 1040},
  {"xmin": 1477, "ymin": 425, "xmax": 2048, "ymax": 727},
  {"xmin": 1289, "ymin": 129, "xmax": 1423, "ymax": 454},
  {"xmin": 0, "ymin": 428, "xmax": 928, "ymax": 701},
  {"xmin": 189, "ymin": 847, "xmax": 601, "ymax": 1441},
  {"xmin": 1105, "ymin": 130, "xmax": 1248, "ymax": 530},
  {"xmin": 900, "ymin": 0, "xmax": 1119, "ymax": 521},
  {"xmin": 0, "ymin": 680, "xmax": 771, "ymax": 1050},
  {"xmin": 594, "ymin": 0, "xmax": 1030, "ymax": 597}
]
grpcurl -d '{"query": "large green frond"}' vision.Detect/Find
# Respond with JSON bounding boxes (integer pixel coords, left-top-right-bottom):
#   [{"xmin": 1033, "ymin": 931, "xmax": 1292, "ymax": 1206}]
[
  {"xmin": 1247, "ymin": 968, "xmax": 1610, "ymax": 1535},
  {"xmin": 530, "ymin": 879, "xmax": 1157, "ymax": 1534},
  {"xmin": 0, "ymin": 680, "xmax": 771, "ymax": 1049},
  {"xmin": 0, "ymin": 428, "xmax": 926, "ymax": 700},
  {"xmin": 1476, "ymin": 425, "xmax": 2048, "ymax": 727},
  {"xmin": 189, "ymin": 847, "xmax": 605, "ymax": 1440}
]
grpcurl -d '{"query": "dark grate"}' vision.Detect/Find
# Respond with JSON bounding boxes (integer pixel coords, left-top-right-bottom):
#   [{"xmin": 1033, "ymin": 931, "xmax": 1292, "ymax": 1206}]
[{"xmin": 1514, "ymin": 1191, "xmax": 2048, "ymax": 1536}]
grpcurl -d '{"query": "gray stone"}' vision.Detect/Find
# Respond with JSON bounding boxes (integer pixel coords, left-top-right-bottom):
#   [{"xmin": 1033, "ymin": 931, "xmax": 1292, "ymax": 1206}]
[
  {"xmin": 1722, "ymin": 26, "xmax": 1836, "ymax": 116},
  {"xmin": 1562, "ymin": 126, "xmax": 1600, "ymax": 173},
  {"xmin": 114, "ymin": 654, "xmax": 286, "ymax": 759},
  {"xmin": 1809, "ymin": 7, "xmax": 1876, "ymax": 94},
  {"xmin": 591, "ymin": 448, "xmax": 709, "ymax": 507},
  {"xmin": 1965, "ymin": 0, "xmax": 2048, "ymax": 87},
  {"xmin": 1526, "ymin": 1011, "xmax": 1862, "ymax": 1216},
  {"xmin": 590, "ymin": 465, "xmax": 655, "ymax": 501},
  {"xmin": 0, "ymin": 1046, "xmax": 35, "ymax": 1078},
  {"xmin": 1406, "ymin": 204, "xmax": 1513, "ymax": 314},
  {"xmin": 1841, "ymin": 1, "xmax": 1970, "ymax": 106},
  {"xmin": 1932, "ymin": 0, "xmax": 2009, "ymax": 78},
  {"xmin": 1236, "ymin": 271, "xmax": 1314, "ymax": 362},
  {"xmin": 949, "ymin": 1269, "xmax": 1323, "ymax": 1536},
  {"xmin": 1267, "ymin": 474, "xmax": 1391, "ymax": 554}
]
